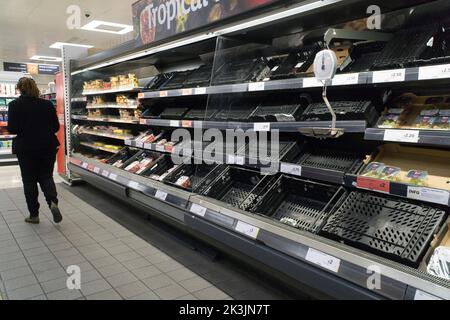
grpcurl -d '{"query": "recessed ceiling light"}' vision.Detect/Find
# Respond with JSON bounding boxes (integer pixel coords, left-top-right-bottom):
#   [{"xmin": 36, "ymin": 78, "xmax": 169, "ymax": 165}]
[
  {"xmin": 81, "ymin": 20, "xmax": 133, "ymax": 35},
  {"xmin": 50, "ymin": 42, "xmax": 94, "ymax": 49},
  {"xmin": 30, "ymin": 55, "xmax": 62, "ymax": 62}
]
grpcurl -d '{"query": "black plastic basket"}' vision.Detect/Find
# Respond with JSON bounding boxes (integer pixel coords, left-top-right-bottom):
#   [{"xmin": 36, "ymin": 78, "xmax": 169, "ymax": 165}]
[
  {"xmin": 300, "ymin": 100, "xmax": 379, "ymax": 125},
  {"xmin": 105, "ymin": 147, "xmax": 140, "ymax": 167},
  {"xmin": 251, "ymin": 175, "xmax": 346, "ymax": 233},
  {"xmin": 119, "ymin": 150, "xmax": 162, "ymax": 172},
  {"xmin": 161, "ymin": 71, "xmax": 193, "ymax": 90},
  {"xmin": 213, "ymin": 100, "xmax": 258, "ymax": 121},
  {"xmin": 159, "ymin": 107, "xmax": 191, "ymax": 119},
  {"xmin": 321, "ymin": 191, "xmax": 447, "ymax": 267},
  {"xmin": 183, "ymin": 65, "xmax": 213, "ymax": 87},
  {"xmin": 249, "ymin": 95, "xmax": 309, "ymax": 122},
  {"xmin": 212, "ymin": 57, "xmax": 270, "ymax": 85},
  {"xmin": 238, "ymin": 140, "xmax": 301, "ymax": 166},
  {"xmin": 140, "ymin": 154, "xmax": 177, "ymax": 179},
  {"xmin": 163, "ymin": 163, "xmax": 224, "ymax": 193},
  {"xmin": 269, "ymin": 44, "xmax": 321, "ymax": 80},
  {"xmin": 202, "ymin": 166, "xmax": 274, "ymax": 211},
  {"xmin": 340, "ymin": 41, "xmax": 386, "ymax": 73},
  {"xmin": 144, "ymin": 73, "xmax": 174, "ymax": 91},
  {"xmin": 184, "ymin": 107, "xmax": 219, "ymax": 120}
]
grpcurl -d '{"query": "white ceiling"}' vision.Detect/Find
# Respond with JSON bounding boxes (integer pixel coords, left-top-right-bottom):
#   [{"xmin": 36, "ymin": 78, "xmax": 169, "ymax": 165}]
[{"xmin": 0, "ymin": 0, "xmax": 136, "ymax": 63}]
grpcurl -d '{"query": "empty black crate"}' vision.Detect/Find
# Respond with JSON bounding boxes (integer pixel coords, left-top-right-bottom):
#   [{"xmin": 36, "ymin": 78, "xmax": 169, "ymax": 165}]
[
  {"xmin": 212, "ymin": 58, "xmax": 270, "ymax": 85},
  {"xmin": 213, "ymin": 100, "xmax": 258, "ymax": 121},
  {"xmin": 251, "ymin": 175, "xmax": 346, "ymax": 233},
  {"xmin": 145, "ymin": 73, "xmax": 174, "ymax": 91},
  {"xmin": 141, "ymin": 155, "xmax": 177, "ymax": 179},
  {"xmin": 321, "ymin": 191, "xmax": 447, "ymax": 267},
  {"xmin": 340, "ymin": 41, "xmax": 386, "ymax": 73},
  {"xmin": 202, "ymin": 166, "xmax": 273, "ymax": 211},
  {"xmin": 249, "ymin": 95, "xmax": 309, "ymax": 122},
  {"xmin": 238, "ymin": 140, "xmax": 300, "ymax": 165},
  {"xmin": 106, "ymin": 147, "xmax": 141, "ymax": 168},
  {"xmin": 184, "ymin": 107, "xmax": 219, "ymax": 120},
  {"xmin": 300, "ymin": 100, "xmax": 379, "ymax": 125},
  {"xmin": 270, "ymin": 44, "xmax": 321, "ymax": 80},
  {"xmin": 159, "ymin": 107, "xmax": 191, "ymax": 119},
  {"xmin": 184, "ymin": 65, "xmax": 213, "ymax": 87},
  {"xmin": 160, "ymin": 71, "xmax": 192, "ymax": 90},
  {"xmin": 163, "ymin": 163, "xmax": 223, "ymax": 193},
  {"xmin": 119, "ymin": 150, "xmax": 162, "ymax": 171}
]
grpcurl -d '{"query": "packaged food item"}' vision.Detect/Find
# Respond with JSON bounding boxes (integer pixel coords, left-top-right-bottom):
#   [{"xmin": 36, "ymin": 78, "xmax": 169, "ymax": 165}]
[
  {"xmin": 175, "ymin": 176, "xmax": 191, "ymax": 189},
  {"xmin": 414, "ymin": 109, "xmax": 438, "ymax": 129},
  {"xmin": 125, "ymin": 161, "xmax": 141, "ymax": 173},
  {"xmin": 362, "ymin": 162, "xmax": 385, "ymax": 178},
  {"xmin": 406, "ymin": 170, "xmax": 428, "ymax": 186},
  {"xmin": 433, "ymin": 116, "xmax": 450, "ymax": 130},
  {"xmin": 379, "ymin": 166, "xmax": 401, "ymax": 181},
  {"xmin": 427, "ymin": 246, "xmax": 450, "ymax": 280}
]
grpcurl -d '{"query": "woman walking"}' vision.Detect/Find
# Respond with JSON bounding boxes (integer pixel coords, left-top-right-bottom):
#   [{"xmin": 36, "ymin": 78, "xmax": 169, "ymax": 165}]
[{"xmin": 7, "ymin": 77, "xmax": 62, "ymax": 224}]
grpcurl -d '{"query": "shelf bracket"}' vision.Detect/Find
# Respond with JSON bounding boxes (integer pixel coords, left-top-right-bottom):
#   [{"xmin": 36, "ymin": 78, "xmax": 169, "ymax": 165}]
[{"xmin": 324, "ymin": 28, "xmax": 393, "ymax": 48}]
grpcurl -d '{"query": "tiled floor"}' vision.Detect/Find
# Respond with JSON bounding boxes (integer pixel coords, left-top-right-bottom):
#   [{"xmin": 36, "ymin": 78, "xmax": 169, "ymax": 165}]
[{"xmin": 0, "ymin": 185, "xmax": 231, "ymax": 300}]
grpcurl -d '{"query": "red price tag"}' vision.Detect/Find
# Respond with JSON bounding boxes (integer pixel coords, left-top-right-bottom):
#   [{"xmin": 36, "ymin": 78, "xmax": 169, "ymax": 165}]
[
  {"xmin": 182, "ymin": 120, "xmax": 193, "ymax": 128},
  {"xmin": 138, "ymin": 93, "xmax": 144, "ymax": 99},
  {"xmin": 70, "ymin": 158, "xmax": 82, "ymax": 166},
  {"xmin": 357, "ymin": 177, "xmax": 390, "ymax": 193},
  {"xmin": 87, "ymin": 164, "xmax": 95, "ymax": 172}
]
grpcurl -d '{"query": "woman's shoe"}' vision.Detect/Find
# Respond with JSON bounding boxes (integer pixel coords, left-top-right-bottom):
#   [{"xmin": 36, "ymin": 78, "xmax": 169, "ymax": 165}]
[
  {"xmin": 25, "ymin": 217, "xmax": 40, "ymax": 224},
  {"xmin": 50, "ymin": 202, "xmax": 63, "ymax": 223}
]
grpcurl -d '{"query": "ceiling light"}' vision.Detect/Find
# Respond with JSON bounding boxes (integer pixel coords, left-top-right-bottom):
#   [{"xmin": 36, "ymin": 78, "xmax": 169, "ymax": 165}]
[
  {"xmin": 50, "ymin": 42, "xmax": 94, "ymax": 49},
  {"xmin": 81, "ymin": 20, "xmax": 133, "ymax": 35},
  {"xmin": 30, "ymin": 55, "xmax": 62, "ymax": 62}
]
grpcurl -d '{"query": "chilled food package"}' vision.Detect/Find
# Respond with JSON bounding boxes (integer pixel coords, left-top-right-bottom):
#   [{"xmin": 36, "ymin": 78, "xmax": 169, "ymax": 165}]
[
  {"xmin": 427, "ymin": 246, "xmax": 450, "ymax": 280},
  {"xmin": 433, "ymin": 109, "xmax": 450, "ymax": 130},
  {"xmin": 406, "ymin": 170, "xmax": 429, "ymax": 186},
  {"xmin": 175, "ymin": 176, "xmax": 191, "ymax": 189},
  {"xmin": 362, "ymin": 162, "xmax": 385, "ymax": 178},
  {"xmin": 378, "ymin": 108, "xmax": 408, "ymax": 128},
  {"xmin": 413, "ymin": 109, "xmax": 438, "ymax": 129},
  {"xmin": 379, "ymin": 166, "xmax": 401, "ymax": 181}
]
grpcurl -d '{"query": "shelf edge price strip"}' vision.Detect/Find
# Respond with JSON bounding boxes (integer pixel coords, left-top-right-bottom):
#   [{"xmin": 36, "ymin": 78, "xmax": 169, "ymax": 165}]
[
  {"xmin": 280, "ymin": 163, "xmax": 302, "ymax": 176},
  {"xmin": 383, "ymin": 129, "xmax": 419, "ymax": 143},
  {"xmin": 235, "ymin": 221, "xmax": 260, "ymax": 240},
  {"xmin": 356, "ymin": 176, "xmax": 390, "ymax": 193},
  {"xmin": 372, "ymin": 69, "xmax": 406, "ymax": 83},
  {"xmin": 407, "ymin": 186, "xmax": 450, "ymax": 206},
  {"xmin": 155, "ymin": 190, "xmax": 168, "ymax": 201},
  {"xmin": 305, "ymin": 248, "xmax": 341, "ymax": 273},
  {"xmin": 332, "ymin": 73, "xmax": 359, "ymax": 86},
  {"xmin": 253, "ymin": 122, "xmax": 270, "ymax": 132},
  {"xmin": 418, "ymin": 63, "xmax": 450, "ymax": 80},
  {"xmin": 190, "ymin": 203, "xmax": 207, "ymax": 217},
  {"xmin": 248, "ymin": 82, "xmax": 265, "ymax": 92}
]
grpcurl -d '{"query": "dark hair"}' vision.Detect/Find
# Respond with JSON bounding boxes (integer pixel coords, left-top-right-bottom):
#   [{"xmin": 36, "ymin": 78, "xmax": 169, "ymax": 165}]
[{"xmin": 17, "ymin": 77, "xmax": 40, "ymax": 99}]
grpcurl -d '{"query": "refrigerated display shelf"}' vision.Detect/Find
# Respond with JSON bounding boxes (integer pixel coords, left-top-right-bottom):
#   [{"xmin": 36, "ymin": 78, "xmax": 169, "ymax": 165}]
[
  {"xmin": 72, "ymin": 115, "xmax": 140, "ymax": 124},
  {"xmin": 139, "ymin": 118, "xmax": 368, "ymax": 133},
  {"xmin": 68, "ymin": 154, "xmax": 450, "ymax": 300},
  {"xmin": 138, "ymin": 63, "xmax": 450, "ymax": 100},
  {"xmin": 82, "ymin": 86, "xmax": 142, "ymax": 96},
  {"xmin": 79, "ymin": 142, "xmax": 122, "ymax": 154},
  {"xmin": 0, "ymin": 135, "xmax": 15, "ymax": 140},
  {"xmin": 365, "ymin": 128, "xmax": 450, "ymax": 147},
  {"xmin": 86, "ymin": 104, "xmax": 139, "ymax": 110},
  {"xmin": 0, "ymin": 149, "xmax": 12, "ymax": 155},
  {"xmin": 79, "ymin": 129, "xmax": 134, "ymax": 141}
]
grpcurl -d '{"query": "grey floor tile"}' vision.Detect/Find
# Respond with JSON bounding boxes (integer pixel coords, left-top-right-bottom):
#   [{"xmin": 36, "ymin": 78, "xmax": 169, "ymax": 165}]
[
  {"xmin": 4, "ymin": 274, "xmax": 38, "ymax": 291},
  {"xmin": 22, "ymin": 246, "xmax": 51, "ymax": 258},
  {"xmin": 0, "ymin": 251, "xmax": 25, "ymax": 263},
  {"xmin": 26, "ymin": 252, "xmax": 56, "ymax": 265},
  {"xmin": 134, "ymin": 246, "xmax": 160, "ymax": 257},
  {"xmin": 30, "ymin": 259, "xmax": 61, "ymax": 273},
  {"xmin": 89, "ymin": 256, "xmax": 118, "ymax": 269},
  {"xmin": 122, "ymin": 257, "xmax": 151, "ymax": 271},
  {"xmin": 0, "ymin": 265, "xmax": 33, "ymax": 281},
  {"xmin": 154, "ymin": 259, "xmax": 185, "ymax": 273},
  {"xmin": 57, "ymin": 254, "xmax": 87, "ymax": 267},
  {"xmin": 0, "ymin": 245, "xmax": 21, "ymax": 256},
  {"xmin": 115, "ymin": 281, "xmax": 150, "ymax": 299},
  {"xmin": 27, "ymin": 294, "xmax": 48, "ymax": 300},
  {"xmin": 80, "ymin": 269, "xmax": 103, "ymax": 284},
  {"xmin": 145, "ymin": 252, "xmax": 172, "ymax": 265},
  {"xmin": 40, "ymin": 277, "xmax": 68, "ymax": 294},
  {"xmin": 131, "ymin": 265, "xmax": 162, "ymax": 280},
  {"xmin": 106, "ymin": 271, "xmax": 138, "ymax": 288},
  {"xmin": 83, "ymin": 249, "xmax": 110, "ymax": 261},
  {"xmin": 52, "ymin": 247, "xmax": 80, "ymax": 259},
  {"xmin": 47, "ymin": 242, "xmax": 73, "ymax": 252},
  {"xmin": 18, "ymin": 241, "xmax": 46, "ymax": 251},
  {"xmin": 128, "ymin": 291, "xmax": 160, "ymax": 300},
  {"xmin": 86, "ymin": 289, "xmax": 122, "ymax": 300},
  {"xmin": 0, "ymin": 257, "xmax": 29, "ymax": 272},
  {"xmin": 179, "ymin": 277, "xmax": 212, "ymax": 293},
  {"xmin": 113, "ymin": 251, "xmax": 141, "ymax": 263},
  {"xmin": 106, "ymin": 245, "xmax": 132, "ymax": 255},
  {"xmin": 47, "ymin": 288, "xmax": 83, "ymax": 300},
  {"xmin": 154, "ymin": 283, "xmax": 189, "ymax": 300},
  {"xmin": 35, "ymin": 267, "xmax": 68, "ymax": 283},
  {"xmin": 80, "ymin": 279, "xmax": 112, "ymax": 296},
  {"xmin": 176, "ymin": 294, "xmax": 198, "ymax": 300},
  {"xmin": 0, "ymin": 239, "xmax": 17, "ymax": 248},
  {"xmin": 166, "ymin": 268, "xmax": 198, "ymax": 283},
  {"xmin": 96, "ymin": 264, "xmax": 128, "ymax": 278},
  {"xmin": 142, "ymin": 274, "xmax": 176, "ymax": 291},
  {"xmin": 193, "ymin": 287, "xmax": 229, "ymax": 300},
  {"xmin": 7, "ymin": 284, "xmax": 44, "ymax": 300}
]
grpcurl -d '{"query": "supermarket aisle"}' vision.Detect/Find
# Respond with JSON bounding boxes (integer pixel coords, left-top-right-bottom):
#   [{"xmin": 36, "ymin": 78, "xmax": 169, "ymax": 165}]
[
  {"xmin": 0, "ymin": 184, "xmax": 231, "ymax": 300},
  {"xmin": 0, "ymin": 165, "xmax": 62, "ymax": 190}
]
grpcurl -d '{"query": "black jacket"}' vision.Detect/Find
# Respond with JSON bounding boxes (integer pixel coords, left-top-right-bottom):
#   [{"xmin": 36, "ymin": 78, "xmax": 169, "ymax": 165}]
[{"xmin": 7, "ymin": 95, "xmax": 60, "ymax": 154}]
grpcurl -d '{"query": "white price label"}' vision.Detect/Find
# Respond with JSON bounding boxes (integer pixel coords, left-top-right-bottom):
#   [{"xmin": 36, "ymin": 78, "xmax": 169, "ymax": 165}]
[
  {"xmin": 414, "ymin": 289, "xmax": 441, "ymax": 300},
  {"xmin": 195, "ymin": 87, "xmax": 207, "ymax": 95},
  {"xmin": 384, "ymin": 129, "xmax": 419, "ymax": 143},
  {"xmin": 93, "ymin": 167, "xmax": 101, "ymax": 174},
  {"xmin": 280, "ymin": 163, "xmax": 302, "ymax": 176},
  {"xmin": 102, "ymin": 171, "xmax": 109, "ymax": 177},
  {"xmin": 155, "ymin": 190, "xmax": 168, "ymax": 201},
  {"xmin": 181, "ymin": 88, "xmax": 193, "ymax": 96},
  {"xmin": 235, "ymin": 221, "xmax": 260, "ymax": 239},
  {"xmin": 190, "ymin": 204, "xmax": 207, "ymax": 217},
  {"xmin": 305, "ymin": 248, "xmax": 341, "ymax": 273},
  {"xmin": 248, "ymin": 82, "xmax": 265, "ymax": 92},
  {"xmin": 125, "ymin": 139, "xmax": 132, "ymax": 145},
  {"xmin": 156, "ymin": 145, "xmax": 165, "ymax": 152},
  {"xmin": 82, "ymin": 162, "xmax": 89, "ymax": 169},
  {"xmin": 235, "ymin": 156, "xmax": 244, "ymax": 166},
  {"xmin": 170, "ymin": 120, "xmax": 180, "ymax": 127},
  {"xmin": 418, "ymin": 64, "xmax": 450, "ymax": 80},
  {"xmin": 253, "ymin": 122, "xmax": 270, "ymax": 132},
  {"xmin": 128, "ymin": 181, "xmax": 140, "ymax": 190},
  {"xmin": 227, "ymin": 155, "xmax": 236, "ymax": 164},
  {"xmin": 144, "ymin": 143, "xmax": 153, "ymax": 150},
  {"xmin": 136, "ymin": 142, "xmax": 144, "ymax": 148},
  {"xmin": 407, "ymin": 187, "xmax": 449, "ymax": 206},
  {"xmin": 109, "ymin": 173, "xmax": 118, "ymax": 181},
  {"xmin": 332, "ymin": 73, "xmax": 359, "ymax": 86},
  {"xmin": 372, "ymin": 69, "xmax": 406, "ymax": 83},
  {"xmin": 302, "ymin": 77, "xmax": 323, "ymax": 88}
]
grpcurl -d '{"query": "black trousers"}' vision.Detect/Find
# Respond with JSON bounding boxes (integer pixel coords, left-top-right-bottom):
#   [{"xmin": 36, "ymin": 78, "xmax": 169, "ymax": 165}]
[{"xmin": 17, "ymin": 149, "xmax": 58, "ymax": 218}]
